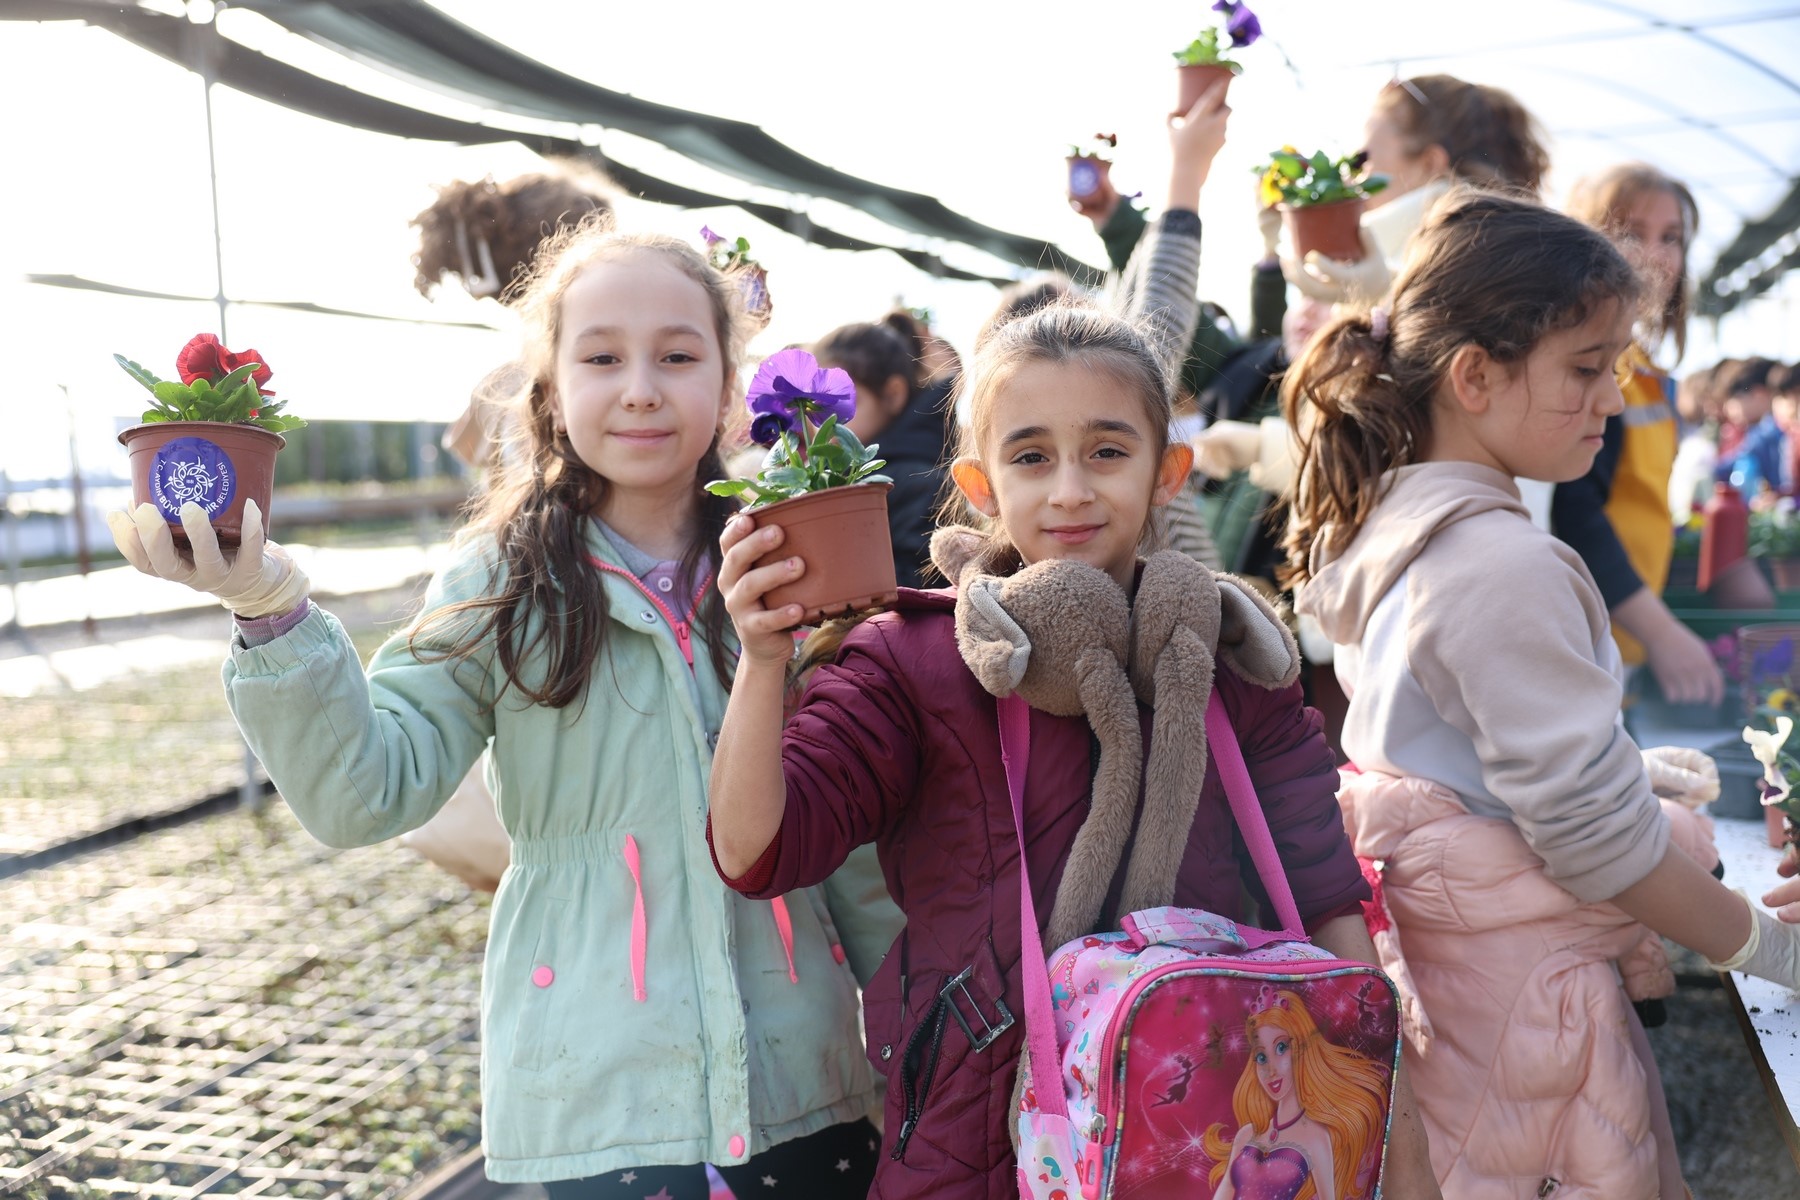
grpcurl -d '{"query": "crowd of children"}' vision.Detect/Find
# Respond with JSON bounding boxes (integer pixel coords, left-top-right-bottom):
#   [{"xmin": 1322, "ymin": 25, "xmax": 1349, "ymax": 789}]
[{"xmin": 103, "ymin": 61, "xmax": 1800, "ymax": 1200}]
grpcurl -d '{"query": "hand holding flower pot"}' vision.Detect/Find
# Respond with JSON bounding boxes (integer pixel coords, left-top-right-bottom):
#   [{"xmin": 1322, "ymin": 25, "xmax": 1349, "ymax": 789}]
[
  {"xmin": 707, "ymin": 349, "xmax": 897, "ymax": 628},
  {"xmin": 114, "ymin": 333, "xmax": 305, "ymax": 550},
  {"xmin": 1258, "ymin": 147, "xmax": 1392, "ymax": 303},
  {"xmin": 1066, "ymin": 133, "xmax": 1120, "ymax": 220},
  {"xmin": 1172, "ymin": 1, "xmax": 1261, "ymax": 113}
]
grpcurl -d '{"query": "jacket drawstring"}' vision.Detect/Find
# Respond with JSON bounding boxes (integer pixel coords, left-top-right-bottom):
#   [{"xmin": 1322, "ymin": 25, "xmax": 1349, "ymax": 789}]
[
  {"xmin": 768, "ymin": 896, "xmax": 799, "ymax": 983},
  {"xmin": 623, "ymin": 835, "xmax": 648, "ymax": 1002}
]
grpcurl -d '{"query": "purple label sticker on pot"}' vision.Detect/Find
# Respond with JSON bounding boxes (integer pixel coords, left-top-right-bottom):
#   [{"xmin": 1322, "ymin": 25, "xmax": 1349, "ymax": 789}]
[
  {"xmin": 1069, "ymin": 159, "xmax": 1101, "ymax": 198},
  {"xmin": 149, "ymin": 437, "xmax": 235, "ymax": 522}
]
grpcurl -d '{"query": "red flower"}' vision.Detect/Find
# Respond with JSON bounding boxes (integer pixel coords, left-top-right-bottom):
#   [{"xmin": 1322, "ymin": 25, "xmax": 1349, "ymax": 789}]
[{"xmin": 175, "ymin": 333, "xmax": 274, "ymax": 395}]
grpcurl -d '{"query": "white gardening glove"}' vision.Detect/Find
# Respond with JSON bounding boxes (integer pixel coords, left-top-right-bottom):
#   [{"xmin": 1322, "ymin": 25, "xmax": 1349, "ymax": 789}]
[
  {"xmin": 1192, "ymin": 420, "xmax": 1262, "ymax": 479},
  {"xmin": 1246, "ymin": 416, "xmax": 1300, "ymax": 496},
  {"xmin": 1282, "ymin": 229, "xmax": 1391, "ymax": 305},
  {"xmin": 1707, "ymin": 889, "xmax": 1800, "ymax": 991},
  {"xmin": 1641, "ymin": 745, "xmax": 1721, "ymax": 808},
  {"xmin": 105, "ymin": 498, "xmax": 310, "ymax": 619}
]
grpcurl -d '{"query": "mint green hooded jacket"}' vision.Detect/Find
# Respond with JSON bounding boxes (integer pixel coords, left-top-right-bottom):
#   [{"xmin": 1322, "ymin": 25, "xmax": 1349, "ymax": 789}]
[{"xmin": 222, "ymin": 528, "xmax": 901, "ymax": 1182}]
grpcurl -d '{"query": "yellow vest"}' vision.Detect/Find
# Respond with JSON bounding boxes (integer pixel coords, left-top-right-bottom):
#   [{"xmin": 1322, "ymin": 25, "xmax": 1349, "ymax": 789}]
[{"xmin": 1607, "ymin": 346, "xmax": 1678, "ymax": 664}]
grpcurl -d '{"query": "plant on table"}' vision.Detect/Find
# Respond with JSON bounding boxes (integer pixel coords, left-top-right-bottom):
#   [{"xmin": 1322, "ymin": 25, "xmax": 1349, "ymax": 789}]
[
  {"xmin": 1744, "ymin": 638, "xmax": 1800, "ymax": 849},
  {"xmin": 1749, "ymin": 499, "xmax": 1800, "ymax": 591}
]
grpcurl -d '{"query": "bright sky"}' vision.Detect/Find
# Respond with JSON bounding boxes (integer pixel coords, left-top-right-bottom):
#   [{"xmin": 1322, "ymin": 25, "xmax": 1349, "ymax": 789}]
[{"xmin": 3, "ymin": 0, "xmax": 1797, "ymax": 486}]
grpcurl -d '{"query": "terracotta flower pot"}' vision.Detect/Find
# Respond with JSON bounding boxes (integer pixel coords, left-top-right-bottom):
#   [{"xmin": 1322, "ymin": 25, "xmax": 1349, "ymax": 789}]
[
  {"xmin": 1175, "ymin": 63, "xmax": 1236, "ymax": 114},
  {"xmin": 1767, "ymin": 805, "xmax": 1792, "ymax": 851},
  {"xmin": 748, "ymin": 483, "xmax": 898, "ymax": 628},
  {"xmin": 1066, "ymin": 155, "xmax": 1115, "ymax": 216},
  {"xmin": 1768, "ymin": 555, "xmax": 1800, "ymax": 593},
  {"xmin": 117, "ymin": 420, "xmax": 285, "ymax": 551},
  {"xmin": 1282, "ymin": 197, "xmax": 1367, "ymax": 263},
  {"xmin": 1712, "ymin": 555, "xmax": 1778, "ymax": 611}
]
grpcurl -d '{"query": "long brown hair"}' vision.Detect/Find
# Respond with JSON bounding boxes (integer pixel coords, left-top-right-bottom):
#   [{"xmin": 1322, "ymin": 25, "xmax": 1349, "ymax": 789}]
[
  {"xmin": 1565, "ymin": 162, "xmax": 1699, "ymax": 362},
  {"xmin": 413, "ymin": 218, "xmax": 745, "ymax": 707},
  {"xmin": 1282, "ymin": 189, "xmax": 1638, "ymax": 583},
  {"xmin": 1373, "ymin": 74, "xmax": 1549, "ymax": 196}
]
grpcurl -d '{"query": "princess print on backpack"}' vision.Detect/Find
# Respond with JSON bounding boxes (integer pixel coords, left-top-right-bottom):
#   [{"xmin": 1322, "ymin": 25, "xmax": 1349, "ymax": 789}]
[{"xmin": 1203, "ymin": 988, "xmax": 1392, "ymax": 1200}]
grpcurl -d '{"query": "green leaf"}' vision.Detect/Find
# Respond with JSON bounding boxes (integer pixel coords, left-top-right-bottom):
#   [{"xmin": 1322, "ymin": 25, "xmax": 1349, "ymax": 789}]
[
  {"xmin": 811, "ymin": 441, "xmax": 853, "ymax": 476},
  {"xmin": 705, "ymin": 479, "xmax": 756, "ymax": 497},
  {"xmin": 141, "ymin": 409, "xmax": 169, "ymax": 424},
  {"xmin": 853, "ymin": 458, "xmax": 889, "ymax": 480},
  {"xmin": 810, "ymin": 414, "xmax": 838, "ymax": 454},
  {"xmin": 858, "ymin": 473, "xmax": 894, "ymax": 486},
  {"xmin": 152, "ymin": 380, "xmax": 197, "ymax": 407},
  {"xmin": 833, "ymin": 423, "xmax": 867, "ymax": 458},
  {"xmin": 762, "ymin": 465, "xmax": 809, "ymax": 491},
  {"xmin": 215, "ymin": 362, "xmax": 264, "ymax": 394},
  {"xmin": 115, "ymin": 354, "xmax": 165, "ymax": 395},
  {"xmin": 254, "ymin": 414, "xmax": 307, "ymax": 433}
]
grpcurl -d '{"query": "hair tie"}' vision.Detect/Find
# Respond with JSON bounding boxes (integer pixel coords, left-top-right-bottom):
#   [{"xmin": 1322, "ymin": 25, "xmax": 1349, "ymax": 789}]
[{"xmin": 1369, "ymin": 306, "xmax": 1390, "ymax": 344}]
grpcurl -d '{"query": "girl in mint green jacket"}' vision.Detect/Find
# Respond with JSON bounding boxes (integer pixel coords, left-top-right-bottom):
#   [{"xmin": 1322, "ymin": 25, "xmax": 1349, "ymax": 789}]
[{"xmin": 106, "ymin": 224, "xmax": 900, "ymax": 1199}]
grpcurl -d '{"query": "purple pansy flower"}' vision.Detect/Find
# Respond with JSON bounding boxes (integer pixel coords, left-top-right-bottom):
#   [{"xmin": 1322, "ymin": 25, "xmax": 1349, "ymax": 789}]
[
  {"xmin": 700, "ymin": 225, "xmax": 725, "ymax": 246},
  {"xmin": 749, "ymin": 412, "xmax": 791, "ymax": 447},
  {"xmin": 1212, "ymin": 0, "xmax": 1262, "ymax": 48},
  {"xmin": 746, "ymin": 348, "xmax": 857, "ymax": 426}
]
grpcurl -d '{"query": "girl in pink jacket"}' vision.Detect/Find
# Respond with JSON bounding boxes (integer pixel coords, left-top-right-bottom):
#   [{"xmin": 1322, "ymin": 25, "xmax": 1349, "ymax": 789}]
[{"xmin": 1286, "ymin": 188, "xmax": 1800, "ymax": 1198}]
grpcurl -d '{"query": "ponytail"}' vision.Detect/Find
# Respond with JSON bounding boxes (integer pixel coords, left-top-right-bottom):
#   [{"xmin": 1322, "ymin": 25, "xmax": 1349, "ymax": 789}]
[{"xmin": 1281, "ymin": 310, "xmax": 1429, "ymax": 583}]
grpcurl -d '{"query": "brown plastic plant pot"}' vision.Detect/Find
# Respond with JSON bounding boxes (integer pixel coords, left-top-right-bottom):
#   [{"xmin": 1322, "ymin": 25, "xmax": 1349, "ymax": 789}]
[
  {"xmin": 1282, "ymin": 197, "xmax": 1367, "ymax": 264},
  {"xmin": 118, "ymin": 420, "xmax": 286, "ymax": 551},
  {"xmin": 1175, "ymin": 63, "xmax": 1236, "ymax": 115},
  {"xmin": 1066, "ymin": 155, "xmax": 1115, "ymax": 217},
  {"xmin": 748, "ymin": 482, "xmax": 898, "ymax": 629}
]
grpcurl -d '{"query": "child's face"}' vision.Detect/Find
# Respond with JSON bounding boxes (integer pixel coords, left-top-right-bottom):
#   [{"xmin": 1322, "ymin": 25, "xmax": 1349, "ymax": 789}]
[
  {"xmin": 1616, "ymin": 188, "xmax": 1685, "ymax": 312},
  {"xmin": 955, "ymin": 360, "xmax": 1190, "ymax": 593},
  {"xmin": 1442, "ymin": 299, "xmax": 1634, "ymax": 484},
  {"xmin": 548, "ymin": 251, "xmax": 731, "ymax": 509}
]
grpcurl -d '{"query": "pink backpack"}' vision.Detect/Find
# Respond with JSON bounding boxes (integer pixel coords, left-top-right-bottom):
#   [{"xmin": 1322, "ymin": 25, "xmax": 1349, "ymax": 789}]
[{"xmin": 1002, "ymin": 692, "xmax": 1402, "ymax": 1200}]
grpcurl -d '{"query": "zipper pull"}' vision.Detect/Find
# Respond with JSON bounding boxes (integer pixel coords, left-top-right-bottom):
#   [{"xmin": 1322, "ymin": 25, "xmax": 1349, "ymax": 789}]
[
  {"xmin": 673, "ymin": 621, "xmax": 694, "ymax": 668},
  {"xmin": 891, "ymin": 1116, "xmax": 916, "ymax": 1161}
]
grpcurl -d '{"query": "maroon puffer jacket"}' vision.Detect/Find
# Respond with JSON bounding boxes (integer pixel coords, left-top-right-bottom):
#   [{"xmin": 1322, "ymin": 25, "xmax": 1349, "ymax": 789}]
[{"xmin": 727, "ymin": 589, "xmax": 1367, "ymax": 1200}]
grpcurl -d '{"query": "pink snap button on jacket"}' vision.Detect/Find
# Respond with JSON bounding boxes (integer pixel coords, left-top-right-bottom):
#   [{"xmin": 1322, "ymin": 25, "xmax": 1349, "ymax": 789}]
[
  {"xmin": 727, "ymin": 1134, "xmax": 745, "ymax": 1158},
  {"xmin": 531, "ymin": 965, "xmax": 554, "ymax": 988}
]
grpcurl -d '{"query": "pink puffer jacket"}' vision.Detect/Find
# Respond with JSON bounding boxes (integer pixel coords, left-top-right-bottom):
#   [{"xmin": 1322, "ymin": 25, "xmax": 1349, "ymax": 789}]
[{"xmin": 1337, "ymin": 770, "xmax": 1717, "ymax": 1199}]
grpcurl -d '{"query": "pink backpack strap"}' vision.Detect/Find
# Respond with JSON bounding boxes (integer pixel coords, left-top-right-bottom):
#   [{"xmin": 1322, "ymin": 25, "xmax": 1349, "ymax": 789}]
[
  {"xmin": 996, "ymin": 695, "xmax": 1069, "ymax": 1121},
  {"xmin": 1204, "ymin": 691, "xmax": 1305, "ymax": 938},
  {"xmin": 997, "ymin": 688, "xmax": 1309, "ymax": 1114}
]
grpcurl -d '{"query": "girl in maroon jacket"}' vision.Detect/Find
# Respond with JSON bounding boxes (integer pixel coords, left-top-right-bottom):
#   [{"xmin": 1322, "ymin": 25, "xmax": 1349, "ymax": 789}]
[
  {"xmin": 707, "ymin": 290, "xmax": 1440, "ymax": 1198},
  {"xmin": 703, "ymin": 102, "xmax": 1435, "ymax": 1200},
  {"xmin": 707, "ymin": 290, "xmax": 1441, "ymax": 1198}
]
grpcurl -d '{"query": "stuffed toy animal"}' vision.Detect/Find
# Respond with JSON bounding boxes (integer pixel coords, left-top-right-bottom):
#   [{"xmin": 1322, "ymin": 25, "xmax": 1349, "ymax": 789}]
[{"xmin": 931, "ymin": 526, "xmax": 1299, "ymax": 948}]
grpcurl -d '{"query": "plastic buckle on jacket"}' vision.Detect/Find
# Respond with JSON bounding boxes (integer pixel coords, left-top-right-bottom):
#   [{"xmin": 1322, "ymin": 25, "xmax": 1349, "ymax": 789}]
[{"xmin": 939, "ymin": 966, "xmax": 1014, "ymax": 1052}]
